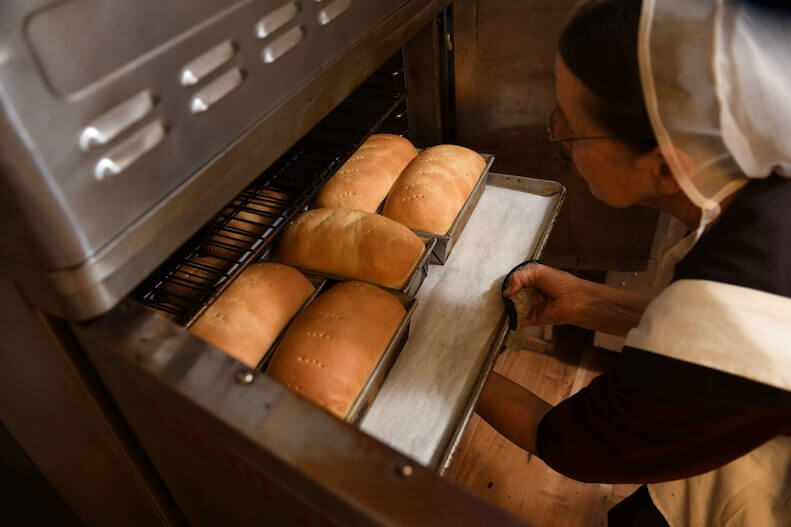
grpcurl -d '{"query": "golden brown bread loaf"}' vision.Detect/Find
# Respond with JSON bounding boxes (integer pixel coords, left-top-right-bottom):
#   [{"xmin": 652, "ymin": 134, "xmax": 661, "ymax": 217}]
[
  {"xmin": 267, "ymin": 281, "xmax": 405, "ymax": 417},
  {"xmin": 205, "ymin": 190, "xmax": 289, "ymax": 259},
  {"xmin": 275, "ymin": 208, "xmax": 424, "ymax": 289},
  {"xmin": 314, "ymin": 134, "xmax": 418, "ymax": 213},
  {"xmin": 382, "ymin": 145, "xmax": 486, "ymax": 234},
  {"xmin": 190, "ymin": 263, "xmax": 314, "ymax": 368}
]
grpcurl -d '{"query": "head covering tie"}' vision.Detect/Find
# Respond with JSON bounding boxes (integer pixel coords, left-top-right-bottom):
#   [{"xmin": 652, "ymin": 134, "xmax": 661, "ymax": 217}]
[{"xmin": 638, "ymin": 0, "xmax": 791, "ymax": 277}]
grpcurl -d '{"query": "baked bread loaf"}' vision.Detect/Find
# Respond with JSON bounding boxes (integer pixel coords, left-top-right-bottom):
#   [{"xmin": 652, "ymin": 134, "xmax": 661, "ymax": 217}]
[
  {"xmin": 190, "ymin": 263, "xmax": 314, "ymax": 368},
  {"xmin": 267, "ymin": 281, "xmax": 405, "ymax": 417},
  {"xmin": 314, "ymin": 134, "xmax": 418, "ymax": 213},
  {"xmin": 383, "ymin": 145, "xmax": 486, "ymax": 234},
  {"xmin": 276, "ymin": 208, "xmax": 424, "ymax": 289},
  {"xmin": 205, "ymin": 189, "xmax": 288, "ymax": 259}
]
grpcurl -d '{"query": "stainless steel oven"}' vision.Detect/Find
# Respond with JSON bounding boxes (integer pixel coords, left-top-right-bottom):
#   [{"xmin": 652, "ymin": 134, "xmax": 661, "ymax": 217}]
[{"xmin": 0, "ymin": 1, "xmax": 639, "ymax": 525}]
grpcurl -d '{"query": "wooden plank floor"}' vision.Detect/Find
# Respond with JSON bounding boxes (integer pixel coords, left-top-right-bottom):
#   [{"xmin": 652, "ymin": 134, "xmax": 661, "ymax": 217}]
[{"xmin": 444, "ymin": 327, "xmax": 637, "ymax": 527}]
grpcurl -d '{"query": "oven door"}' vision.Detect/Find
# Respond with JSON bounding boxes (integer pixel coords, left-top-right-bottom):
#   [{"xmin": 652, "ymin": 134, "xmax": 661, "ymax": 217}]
[{"xmin": 72, "ymin": 301, "xmax": 527, "ymax": 527}]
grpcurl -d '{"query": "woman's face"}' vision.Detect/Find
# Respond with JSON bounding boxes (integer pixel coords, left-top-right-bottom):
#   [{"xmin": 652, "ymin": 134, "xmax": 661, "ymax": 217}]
[{"xmin": 553, "ymin": 54, "xmax": 662, "ymax": 208}]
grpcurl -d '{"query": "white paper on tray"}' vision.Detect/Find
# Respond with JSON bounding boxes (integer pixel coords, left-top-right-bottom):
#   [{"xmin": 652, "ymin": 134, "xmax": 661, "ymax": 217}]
[{"xmin": 360, "ymin": 183, "xmax": 558, "ymax": 466}]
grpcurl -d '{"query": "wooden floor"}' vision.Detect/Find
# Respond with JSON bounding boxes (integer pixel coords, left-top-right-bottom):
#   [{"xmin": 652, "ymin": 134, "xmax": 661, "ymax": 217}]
[{"xmin": 444, "ymin": 327, "xmax": 637, "ymax": 527}]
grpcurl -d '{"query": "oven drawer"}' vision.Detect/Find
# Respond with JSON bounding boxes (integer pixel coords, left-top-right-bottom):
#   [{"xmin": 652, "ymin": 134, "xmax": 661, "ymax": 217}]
[{"xmin": 71, "ymin": 172, "xmax": 562, "ymax": 526}]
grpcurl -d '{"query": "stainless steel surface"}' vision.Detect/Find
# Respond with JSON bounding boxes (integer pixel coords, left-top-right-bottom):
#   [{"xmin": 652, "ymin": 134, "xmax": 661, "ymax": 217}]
[
  {"xmin": 0, "ymin": 0, "xmax": 449, "ymax": 320},
  {"xmin": 294, "ymin": 237, "xmax": 437, "ymax": 298},
  {"xmin": 180, "ymin": 40, "xmax": 235, "ymax": 86},
  {"xmin": 95, "ymin": 119, "xmax": 167, "ymax": 181},
  {"xmin": 255, "ymin": 3, "xmax": 300, "ymax": 39},
  {"xmin": 0, "ymin": 278, "xmax": 181, "ymax": 526},
  {"xmin": 452, "ymin": 0, "xmax": 659, "ymax": 271},
  {"xmin": 72, "ymin": 299, "xmax": 529, "ymax": 527},
  {"xmin": 189, "ymin": 68, "xmax": 243, "ymax": 113},
  {"xmin": 360, "ymin": 173, "xmax": 565, "ymax": 467},
  {"xmin": 318, "ymin": 0, "xmax": 355, "ymax": 26},
  {"xmin": 411, "ymin": 152, "xmax": 495, "ymax": 263},
  {"xmin": 261, "ymin": 26, "xmax": 306, "ymax": 64},
  {"xmin": 79, "ymin": 90, "xmax": 155, "ymax": 151},
  {"xmin": 400, "ymin": 236, "xmax": 436, "ymax": 297},
  {"xmin": 345, "ymin": 295, "xmax": 418, "ymax": 424}
]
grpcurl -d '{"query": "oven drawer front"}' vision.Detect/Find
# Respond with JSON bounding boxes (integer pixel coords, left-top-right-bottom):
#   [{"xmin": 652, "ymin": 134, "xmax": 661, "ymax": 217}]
[{"xmin": 72, "ymin": 300, "xmax": 526, "ymax": 527}]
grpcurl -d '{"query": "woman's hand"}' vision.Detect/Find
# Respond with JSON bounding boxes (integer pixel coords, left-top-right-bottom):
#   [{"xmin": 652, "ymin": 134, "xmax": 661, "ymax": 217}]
[
  {"xmin": 504, "ymin": 263, "xmax": 653, "ymax": 337},
  {"xmin": 504, "ymin": 264, "xmax": 592, "ymax": 327}
]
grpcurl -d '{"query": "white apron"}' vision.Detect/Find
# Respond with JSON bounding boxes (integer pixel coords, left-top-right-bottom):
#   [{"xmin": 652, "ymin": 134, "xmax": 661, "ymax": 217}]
[{"xmin": 624, "ymin": 279, "xmax": 791, "ymax": 526}]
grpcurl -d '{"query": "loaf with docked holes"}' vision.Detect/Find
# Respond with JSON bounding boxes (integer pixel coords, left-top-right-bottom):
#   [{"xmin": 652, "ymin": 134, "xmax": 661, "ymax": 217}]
[
  {"xmin": 267, "ymin": 281, "xmax": 405, "ymax": 418},
  {"xmin": 275, "ymin": 208, "xmax": 424, "ymax": 289},
  {"xmin": 190, "ymin": 263, "xmax": 314, "ymax": 368},
  {"xmin": 314, "ymin": 134, "xmax": 418, "ymax": 213},
  {"xmin": 383, "ymin": 145, "xmax": 486, "ymax": 234}
]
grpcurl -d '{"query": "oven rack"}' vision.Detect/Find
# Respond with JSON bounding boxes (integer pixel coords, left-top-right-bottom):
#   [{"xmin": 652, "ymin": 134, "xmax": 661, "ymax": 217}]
[{"xmin": 132, "ymin": 59, "xmax": 408, "ymax": 324}]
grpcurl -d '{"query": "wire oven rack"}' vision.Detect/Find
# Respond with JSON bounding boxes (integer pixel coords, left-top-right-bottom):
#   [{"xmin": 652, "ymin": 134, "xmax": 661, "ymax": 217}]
[{"xmin": 133, "ymin": 55, "xmax": 408, "ymax": 325}]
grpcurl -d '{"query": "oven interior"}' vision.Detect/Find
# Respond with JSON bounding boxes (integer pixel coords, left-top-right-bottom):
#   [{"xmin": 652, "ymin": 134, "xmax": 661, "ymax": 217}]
[{"xmin": 133, "ymin": 53, "xmax": 409, "ymax": 328}]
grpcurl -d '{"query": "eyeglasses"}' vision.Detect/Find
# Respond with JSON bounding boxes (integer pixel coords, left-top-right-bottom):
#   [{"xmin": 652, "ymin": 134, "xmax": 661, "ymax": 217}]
[{"xmin": 547, "ymin": 107, "xmax": 654, "ymax": 145}]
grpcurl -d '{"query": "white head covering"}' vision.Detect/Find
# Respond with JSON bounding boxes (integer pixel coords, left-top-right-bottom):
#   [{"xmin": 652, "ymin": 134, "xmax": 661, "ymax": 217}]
[{"xmin": 637, "ymin": 0, "xmax": 791, "ymax": 277}]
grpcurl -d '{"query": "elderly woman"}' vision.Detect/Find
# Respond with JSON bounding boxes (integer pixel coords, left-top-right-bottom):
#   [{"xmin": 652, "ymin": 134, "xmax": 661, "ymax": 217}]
[{"xmin": 476, "ymin": 1, "xmax": 791, "ymax": 526}]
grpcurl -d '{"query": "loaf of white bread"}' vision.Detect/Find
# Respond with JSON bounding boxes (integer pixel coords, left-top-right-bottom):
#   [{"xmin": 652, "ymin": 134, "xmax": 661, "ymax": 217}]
[
  {"xmin": 190, "ymin": 263, "xmax": 314, "ymax": 368},
  {"xmin": 314, "ymin": 134, "xmax": 418, "ymax": 213},
  {"xmin": 206, "ymin": 189, "xmax": 288, "ymax": 259},
  {"xmin": 383, "ymin": 145, "xmax": 486, "ymax": 234},
  {"xmin": 276, "ymin": 208, "xmax": 424, "ymax": 289},
  {"xmin": 267, "ymin": 281, "xmax": 405, "ymax": 418}
]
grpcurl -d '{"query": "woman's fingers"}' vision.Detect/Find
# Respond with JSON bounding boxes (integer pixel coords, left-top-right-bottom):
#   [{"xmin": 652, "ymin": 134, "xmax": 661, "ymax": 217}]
[
  {"xmin": 504, "ymin": 264, "xmax": 565, "ymax": 297},
  {"xmin": 504, "ymin": 265, "xmax": 585, "ymax": 327},
  {"xmin": 504, "ymin": 264, "xmax": 544, "ymax": 297}
]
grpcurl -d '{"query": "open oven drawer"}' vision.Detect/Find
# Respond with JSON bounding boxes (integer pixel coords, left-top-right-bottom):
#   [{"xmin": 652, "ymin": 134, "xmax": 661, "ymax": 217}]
[
  {"xmin": 71, "ymin": 172, "xmax": 563, "ymax": 523},
  {"xmin": 64, "ymin": 36, "xmax": 563, "ymax": 526}
]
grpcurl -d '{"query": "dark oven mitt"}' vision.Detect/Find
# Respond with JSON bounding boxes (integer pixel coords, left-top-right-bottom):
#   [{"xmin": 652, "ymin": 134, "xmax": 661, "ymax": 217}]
[{"xmin": 502, "ymin": 259, "xmax": 540, "ymax": 333}]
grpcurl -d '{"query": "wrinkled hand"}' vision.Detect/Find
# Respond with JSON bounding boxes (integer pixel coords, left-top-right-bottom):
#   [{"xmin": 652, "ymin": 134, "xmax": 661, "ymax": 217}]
[
  {"xmin": 504, "ymin": 263, "xmax": 653, "ymax": 335},
  {"xmin": 503, "ymin": 264, "xmax": 593, "ymax": 327}
]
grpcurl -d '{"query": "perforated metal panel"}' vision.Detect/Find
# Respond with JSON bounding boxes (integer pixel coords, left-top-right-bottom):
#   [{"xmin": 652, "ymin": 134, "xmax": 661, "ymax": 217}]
[{"xmin": 0, "ymin": 0, "xmax": 435, "ymax": 319}]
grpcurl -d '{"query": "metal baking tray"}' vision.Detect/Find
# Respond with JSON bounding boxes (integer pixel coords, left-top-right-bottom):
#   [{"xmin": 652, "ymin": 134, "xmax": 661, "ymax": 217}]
[
  {"xmin": 284, "ymin": 236, "xmax": 437, "ymax": 298},
  {"xmin": 485, "ymin": 173, "xmax": 565, "ymax": 258},
  {"xmin": 408, "ymin": 152, "xmax": 495, "ymax": 264},
  {"xmin": 359, "ymin": 173, "xmax": 566, "ymax": 470},
  {"xmin": 437, "ymin": 173, "xmax": 565, "ymax": 472},
  {"xmin": 262, "ymin": 286, "xmax": 417, "ymax": 424}
]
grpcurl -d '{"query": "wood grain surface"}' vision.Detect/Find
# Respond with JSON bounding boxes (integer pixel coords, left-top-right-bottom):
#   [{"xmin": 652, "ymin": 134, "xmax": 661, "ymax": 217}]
[{"xmin": 445, "ymin": 327, "xmax": 638, "ymax": 527}]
